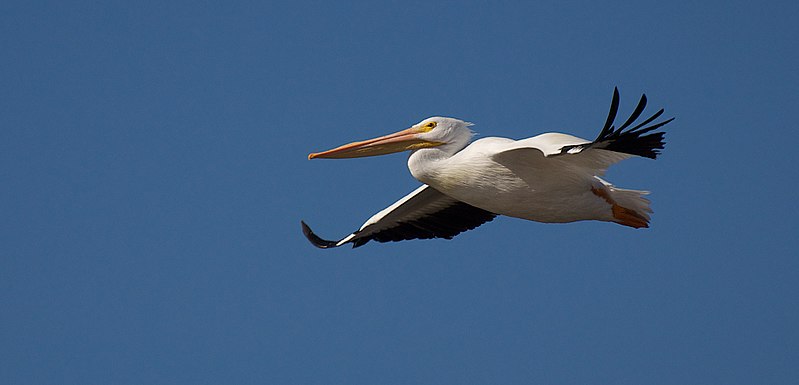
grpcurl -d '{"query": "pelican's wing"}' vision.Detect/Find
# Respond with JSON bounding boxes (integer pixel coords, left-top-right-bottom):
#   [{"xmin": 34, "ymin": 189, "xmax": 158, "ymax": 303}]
[
  {"xmin": 493, "ymin": 87, "xmax": 673, "ymax": 174},
  {"xmin": 301, "ymin": 185, "xmax": 497, "ymax": 249}
]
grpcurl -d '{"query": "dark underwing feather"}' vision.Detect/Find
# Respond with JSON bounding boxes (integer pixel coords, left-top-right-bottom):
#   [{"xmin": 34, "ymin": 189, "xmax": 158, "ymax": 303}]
[
  {"xmin": 301, "ymin": 186, "xmax": 497, "ymax": 249},
  {"xmin": 365, "ymin": 201, "xmax": 496, "ymax": 246}
]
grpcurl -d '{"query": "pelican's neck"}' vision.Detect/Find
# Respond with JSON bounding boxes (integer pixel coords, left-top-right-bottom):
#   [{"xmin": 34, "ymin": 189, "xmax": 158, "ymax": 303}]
[
  {"xmin": 407, "ymin": 120, "xmax": 474, "ymax": 184},
  {"xmin": 407, "ymin": 145, "xmax": 459, "ymax": 184}
]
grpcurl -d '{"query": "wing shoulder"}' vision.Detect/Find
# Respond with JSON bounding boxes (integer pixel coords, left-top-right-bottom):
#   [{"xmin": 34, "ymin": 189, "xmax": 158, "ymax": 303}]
[{"xmin": 489, "ymin": 133, "xmax": 593, "ymax": 170}]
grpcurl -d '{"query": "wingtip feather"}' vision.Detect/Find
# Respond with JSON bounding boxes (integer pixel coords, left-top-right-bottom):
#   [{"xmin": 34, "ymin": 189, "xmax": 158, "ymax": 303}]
[
  {"xmin": 301, "ymin": 220, "xmax": 341, "ymax": 249},
  {"xmin": 600, "ymin": 87, "xmax": 621, "ymax": 138},
  {"xmin": 591, "ymin": 89, "xmax": 674, "ymax": 159}
]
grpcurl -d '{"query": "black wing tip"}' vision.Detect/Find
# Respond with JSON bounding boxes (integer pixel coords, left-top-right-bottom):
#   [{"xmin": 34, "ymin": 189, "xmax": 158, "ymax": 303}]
[
  {"xmin": 594, "ymin": 88, "xmax": 674, "ymax": 158},
  {"xmin": 300, "ymin": 220, "xmax": 341, "ymax": 249}
]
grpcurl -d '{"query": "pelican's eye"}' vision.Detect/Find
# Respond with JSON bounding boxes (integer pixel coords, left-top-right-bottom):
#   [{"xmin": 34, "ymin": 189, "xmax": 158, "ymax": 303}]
[{"xmin": 421, "ymin": 121, "xmax": 437, "ymax": 132}]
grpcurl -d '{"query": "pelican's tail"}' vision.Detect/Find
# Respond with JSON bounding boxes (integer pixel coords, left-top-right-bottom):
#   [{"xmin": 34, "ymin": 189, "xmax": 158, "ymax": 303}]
[
  {"xmin": 592, "ymin": 177, "xmax": 652, "ymax": 228},
  {"xmin": 607, "ymin": 186, "xmax": 652, "ymax": 228}
]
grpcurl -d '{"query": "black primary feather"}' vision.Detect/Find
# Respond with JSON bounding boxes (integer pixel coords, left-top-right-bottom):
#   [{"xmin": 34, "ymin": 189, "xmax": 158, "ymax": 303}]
[
  {"xmin": 591, "ymin": 87, "xmax": 674, "ymax": 159},
  {"xmin": 562, "ymin": 88, "xmax": 674, "ymax": 159}
]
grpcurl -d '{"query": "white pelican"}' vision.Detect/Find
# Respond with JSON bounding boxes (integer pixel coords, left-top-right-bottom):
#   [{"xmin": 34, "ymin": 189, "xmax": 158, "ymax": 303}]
[{"xmin": 302, "ymin": 88, "xmax": 673, "ymax": 248}]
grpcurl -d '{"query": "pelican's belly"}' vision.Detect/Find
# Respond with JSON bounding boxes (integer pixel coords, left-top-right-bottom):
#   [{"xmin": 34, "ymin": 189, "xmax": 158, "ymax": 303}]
[{"xmin": 421, "ymin": 160, "xmax": 611, "ymax": 223}]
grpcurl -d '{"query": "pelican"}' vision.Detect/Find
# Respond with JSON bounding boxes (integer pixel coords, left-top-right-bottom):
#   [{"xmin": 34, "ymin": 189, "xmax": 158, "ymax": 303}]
[{"xmin": 302, "ymin": 88, "xmax": 673, "ymax": 248}]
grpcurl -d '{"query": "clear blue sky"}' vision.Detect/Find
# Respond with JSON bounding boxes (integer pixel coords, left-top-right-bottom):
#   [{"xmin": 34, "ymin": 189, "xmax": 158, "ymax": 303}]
[{"xmin": 2, "ymin": 1, "xmax": 798, "ymax": 384}]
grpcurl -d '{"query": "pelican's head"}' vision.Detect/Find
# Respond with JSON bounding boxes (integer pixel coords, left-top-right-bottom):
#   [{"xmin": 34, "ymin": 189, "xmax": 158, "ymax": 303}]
[{"xmin": 308, "ymin": 117, "xmax": 473, "ymax": 159}]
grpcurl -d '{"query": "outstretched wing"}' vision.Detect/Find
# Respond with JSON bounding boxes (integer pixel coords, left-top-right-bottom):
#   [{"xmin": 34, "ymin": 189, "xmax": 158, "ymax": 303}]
[
  {"xmin": 492, "ymin": 87, "xmax": 674, "ymax": 175},
  {"xmin": 301, "ymin": 185, "xmax": 497, "ymax": 249}
]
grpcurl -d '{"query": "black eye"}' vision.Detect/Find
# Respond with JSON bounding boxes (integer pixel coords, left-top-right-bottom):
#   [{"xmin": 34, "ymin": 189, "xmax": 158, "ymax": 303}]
[{"xmin": 426, "ymin": 122, "xmax": 437, "ymax": 128}]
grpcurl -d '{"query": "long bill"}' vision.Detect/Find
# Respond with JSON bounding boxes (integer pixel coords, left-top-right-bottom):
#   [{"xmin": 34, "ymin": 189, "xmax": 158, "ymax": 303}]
[{"xmin": 308, "ymin": 126, "xmax": 443, "ymax": 159}]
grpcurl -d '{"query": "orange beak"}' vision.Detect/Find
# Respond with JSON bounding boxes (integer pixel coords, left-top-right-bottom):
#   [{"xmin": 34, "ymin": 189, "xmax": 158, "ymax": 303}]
[{"xmin": 308, "ymin": 126, "xmax": 443, "ymax": 159}]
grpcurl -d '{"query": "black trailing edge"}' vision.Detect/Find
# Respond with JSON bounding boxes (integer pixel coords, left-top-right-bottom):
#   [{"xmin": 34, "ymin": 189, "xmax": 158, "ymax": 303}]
[
  {"xmin": 359, "ymin": 201, "xmax": 496, "ymax": 246},
  {"xmin": 301, "ymin": 200, "xmax": 497, "ymax": 249}
]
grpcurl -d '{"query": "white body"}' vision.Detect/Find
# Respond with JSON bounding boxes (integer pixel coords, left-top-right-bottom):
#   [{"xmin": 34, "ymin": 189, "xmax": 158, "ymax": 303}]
[{"xmin": 408, "ymin": 133, "xmax": 646, "ymax": 224}]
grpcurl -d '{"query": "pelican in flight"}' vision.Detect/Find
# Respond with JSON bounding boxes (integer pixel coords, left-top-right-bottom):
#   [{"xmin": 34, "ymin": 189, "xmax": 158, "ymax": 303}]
[{"xmin": 302, "ymin": 88, "xmax": 673, "ymax": 248}]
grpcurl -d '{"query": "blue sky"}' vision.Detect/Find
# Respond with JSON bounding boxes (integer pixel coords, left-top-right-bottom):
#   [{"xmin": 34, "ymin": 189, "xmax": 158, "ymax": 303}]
[{"xmin": 2, "ymin": 1, "xmax": 798, "ymax": 384}]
